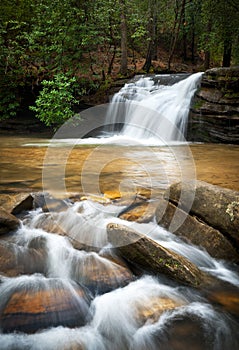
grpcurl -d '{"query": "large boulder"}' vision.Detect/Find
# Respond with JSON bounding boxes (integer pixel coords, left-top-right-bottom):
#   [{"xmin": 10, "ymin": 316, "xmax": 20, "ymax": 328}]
[
  {"xmin": 188, "ymin": 67, "xmax": 239, "ymax": 144},
  {"xmin": 156, "ymin": 199, "xmax": 239, "ymax": 262},
  {"xmin": 107, "ymin": 223, "xmax": 209, "ymax": 288},
  {"xmin": 0, "ymin": 207, "xmax": 20, "ymax": 235},
  {"xmin": 164, "ymin": 180, "xmax": 239, "ymax": 250},
  {"xmin": 0, "ymin": 278, "xmax": 91, "ymax": 333}
]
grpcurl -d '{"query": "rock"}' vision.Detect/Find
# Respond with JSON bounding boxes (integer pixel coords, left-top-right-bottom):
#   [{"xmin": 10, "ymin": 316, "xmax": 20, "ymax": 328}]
[
  {"xmin": 107, "ymin": 223, "xmax": 209, "ymax": 288},
  {"xmin": 0, "ymin": 207, "xmax": 20, "ymax": 235},
  {"xmin": 32, "ymin": 192, "xmax": 70, "ymax": 212},
  {"xmin": 156, "ymin": 199, "xmax": 239, "ymax": 262},
  {"xmin": 0, "ymin": 241, "xmax": 18, "ymax": 276},
  {"xmin": 165, "ymin": 180, "xmax": 239, "ymax": 250},
  {"xmin": 32, "ymin": 212, "xmax": 100, "ymax": 252},
  {"xmin": 0, "ymin": 278, "xmax": 91, "ymax": 333},
  {"xmin": 205, "ymin": 284, "xmax": 239, "ymax": 317},
  {"xmin": 0, "ymin": 240, "xmax": 46, "ymax": 277},
  {"xmin": 80, "ymin": 195, "xmax": 111, "ymax": 204},
  {"xmin": 135, "ymin": 296, "xmax": 186, "ymax": 325},
  {"xmin": 32, "ymin": 212, "xmax": 67, "ymax": 235},
  {"xmin": 71, "ymin": 253, "xmax": 134, "ymax": 295},
  {"xmin": 0, "ymin": 193, "xmax": 34, "ymax": 215},
  {"xmin": 118, "ymin": 200, "xmax": 159, "ymax": 223},
  {"xmin": 147, "ymin": 316, "xmax": 211, "ymax": 350},
  {"xmin": 42, "ymin": 198, "xmax": 70, "ymax": 213},
  {"xmin": 188, "ymin": 67, "xmax": 239, "ymax": 144}
]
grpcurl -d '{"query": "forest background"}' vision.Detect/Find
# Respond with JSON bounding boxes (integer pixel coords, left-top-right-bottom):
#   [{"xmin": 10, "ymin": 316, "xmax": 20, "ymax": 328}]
[{"xmin": 0, "ymin": 0, "xmax": 239, "ymax": 126}]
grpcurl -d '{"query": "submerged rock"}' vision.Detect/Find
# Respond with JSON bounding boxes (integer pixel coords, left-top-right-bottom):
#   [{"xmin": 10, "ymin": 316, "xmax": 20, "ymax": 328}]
[
  {"xmin": 107, "ymin": 223, "xmax": 209, "ymax": 288},
  {"xmin": 32, "ymin": 212, "xmax": 100, "ymax": 252},
  {"xmin": 0, "ymin": 207, "xmax": 20, "ymax": 235},
  {"xmin": 118, "ymin": 200, "xmax": 159, "ymax": 223},
  {"xmin": 135, "ymin": 296, "xmax": 186, "ymax": 325},
  {"xmin": 156, "ymin": 199, "xmax": 239, "ymax": 262},
  {"xmin": 0, "ymin": 241, "xmax": 18, "ymax": 276},
  {"xmin": 0, "ymin": 277, "xmax": 91, "ymax": 333},
  {"xmin": 164, "ymin": 180, "xmax": 239, "ymax": 250},
  {"xmin": 0, "ymin": 240, "xmax": 46, "ymax": 277},
  {"xmin": 71, "ymin": 253, "xmax": 134, "ymax": 295}
]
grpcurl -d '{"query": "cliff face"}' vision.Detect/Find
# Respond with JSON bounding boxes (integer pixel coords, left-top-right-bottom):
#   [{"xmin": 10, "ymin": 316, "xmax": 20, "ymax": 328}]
[{"xmin": 188, "ymin": 67, "xmax": 239, "ymax": 144}]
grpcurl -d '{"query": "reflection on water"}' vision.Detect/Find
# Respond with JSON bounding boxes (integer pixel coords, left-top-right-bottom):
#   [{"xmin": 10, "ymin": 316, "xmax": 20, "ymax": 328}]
[{"xmin": 0, "ymin": 136, "xmax": 238, "ymax": 195}]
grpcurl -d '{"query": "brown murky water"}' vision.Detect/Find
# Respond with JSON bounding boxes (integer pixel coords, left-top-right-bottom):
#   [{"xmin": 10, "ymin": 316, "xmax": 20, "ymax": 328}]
[{"xmin": 0, "ymin": 136, "xmax": 238, "ymax": 195}]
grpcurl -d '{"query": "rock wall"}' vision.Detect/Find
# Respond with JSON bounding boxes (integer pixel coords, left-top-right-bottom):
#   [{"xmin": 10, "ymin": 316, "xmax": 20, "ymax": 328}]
[{"xmin": 187, "ymin": 67, "xmax": 239, "ymax": 144}]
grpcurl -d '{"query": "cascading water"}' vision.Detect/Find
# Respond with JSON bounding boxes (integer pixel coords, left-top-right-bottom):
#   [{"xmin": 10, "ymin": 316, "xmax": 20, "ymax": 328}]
[
  {"xmin": 105, "ymin": 73, "xmax": 203, "ymax": 142},
  {"xmin": 0, "ymin": 199, "xmax": 239, "ymax": 349},
  {"xmin": 0, "ymin": 73, "xmax": 239, "ymax": 350}
]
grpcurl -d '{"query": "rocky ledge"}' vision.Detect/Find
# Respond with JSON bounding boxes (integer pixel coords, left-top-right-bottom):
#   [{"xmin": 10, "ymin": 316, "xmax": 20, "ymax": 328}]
[
  {"xmin": 156, "ymin": 180, "xmax": 239, "ymax": 262},
  {"xmin": 188, "ymin": 67, "xmax": 239, "ymax": 144}
]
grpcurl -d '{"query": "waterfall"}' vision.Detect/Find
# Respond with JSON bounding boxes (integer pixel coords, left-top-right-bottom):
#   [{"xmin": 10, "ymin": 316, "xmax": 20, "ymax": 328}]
[{"xmin": 105, "ymin": 72, "xmax": 203, "ymax": 142}]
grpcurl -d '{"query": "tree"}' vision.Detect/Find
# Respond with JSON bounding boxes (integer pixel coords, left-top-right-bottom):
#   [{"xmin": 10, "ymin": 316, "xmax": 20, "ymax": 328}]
[
  {"xmin": 29, "ymin": 73, "xmax": 80, "ymax": 127},
  {"xmin": 143, "ymin": 0, "xmax": 159, "ymax": 72},
  {"xmin": 200, "ymin": 0, "xmax": 239, "ymax": 68}
]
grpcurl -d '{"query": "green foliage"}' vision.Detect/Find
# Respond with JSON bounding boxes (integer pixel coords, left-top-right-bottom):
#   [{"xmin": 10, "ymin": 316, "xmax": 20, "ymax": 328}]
[
  {"xmin": 1, "ymin": 0, "xmax": 239, "ymax": 122},
  {"xmin": 30, "ymin": 74, "xmax": 79, "ymax": 127}
]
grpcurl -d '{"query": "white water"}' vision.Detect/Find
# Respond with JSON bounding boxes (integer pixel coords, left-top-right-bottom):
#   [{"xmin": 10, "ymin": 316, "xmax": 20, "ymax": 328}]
[
  {"xmin": 1, "ymin": 74, "xmax": 239, "ymax": 349},
  {"xmin": 0, "ymin": 200, "xmax": 238, "ymax": 349},
  {"xmin": 105, "ymin": 72, "xmax": 203, "ymax": 143},
  {"xmin": 23, "ymin": 73, "xmax": 202, "ymax": 147}
]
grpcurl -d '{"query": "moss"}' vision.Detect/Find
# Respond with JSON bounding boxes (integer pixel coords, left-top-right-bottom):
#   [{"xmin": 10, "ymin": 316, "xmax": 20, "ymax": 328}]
[
  {"xmin": 226, "ymin": 201, "xmax": 239, "ymax": 222},
  {"xmin": 223, "ymin": 92, "xmax": 239, "ymax": 98},
  {"xmin": 192, "ymin": 99, "xmax": 204, "ymax": 110}
]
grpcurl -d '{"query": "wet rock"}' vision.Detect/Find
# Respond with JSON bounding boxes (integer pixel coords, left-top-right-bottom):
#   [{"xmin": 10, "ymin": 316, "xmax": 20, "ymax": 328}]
[
  {"xmin": 32, "ymin": 212, "xmax": 100, "ymax": 252},
  {"xmin": 188, "ymin": 67, "xmax": 239, "ymax": 144},
  {"xmin": 0, "ymin": 207, "xmax": 20, "ymax": 235},
  {"xmin": 0, "ymin": 240, "xmax": 46, "ymax": 277},
  {"xmin": 80, "ymin": 194, "xmax": 112, "ymax": 204},
  {"xmin": 0, "ymin": 193, "xmax": 34, "ymax": 215},
  {"xmin": 42, "ymin": 198, "xmax": 70, "ymax": 213},
  {"xmin": 32, "ymin": 192, "xmax": 70, "ymax": 212},
  {"xmin": 71, "ymin": 253, "xmax": 134, "ymax": 295},
  {"xmin": 0, "ymin": 278, "xmax": 91, "ymax": 333},
  {"xmin": 0, "ymin": 241, "xmax": 18, "ymax": 276},
  {"xmin": 118, "ymin": 200, "xmax": 159, "ymax": 223},
  {"xmin": 150, "ymin": 316, "xmax": 211, "ymax": 350},
  {"xmin": 156, "ymin": 199, "xmax": 239, "ymax": 262},
  {"xmin": 104, "ymin": 188, "xmax": 151, "ymax": 200},
  {"xmin": 165, "ymin": 180, "xmax": 239, "ymax": 250},
  {"xmin": 135, "ymin": 296, "xmax": 186, "ymax": 325},
  {"xmin": 107, "ymin": 223, "xmax": 209, "ymax": 288},
  {"xmin": 32, "ymin": 212, "xmax": 67, "ymax": 235},
  {"xmin": 205, "ymin": 283, "xmax": 239, "ymax": 317}
]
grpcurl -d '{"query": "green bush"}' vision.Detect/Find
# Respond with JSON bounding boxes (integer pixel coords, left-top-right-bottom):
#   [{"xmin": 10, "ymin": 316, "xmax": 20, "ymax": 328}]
[{"xmin": 30, "ymin": 73, "xmax": 80, "ymax": 127}]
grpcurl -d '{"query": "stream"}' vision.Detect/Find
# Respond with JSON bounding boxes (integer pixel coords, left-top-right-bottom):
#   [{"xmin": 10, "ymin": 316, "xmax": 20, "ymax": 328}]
[{"xmin": 0, "ymin": 73, "xmax": 239, "ymax": 349}]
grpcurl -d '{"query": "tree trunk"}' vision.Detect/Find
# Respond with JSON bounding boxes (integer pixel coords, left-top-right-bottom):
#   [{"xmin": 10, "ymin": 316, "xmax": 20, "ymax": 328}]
[
  {"xmin": 222, "ymin": 39, "xmax": 232, "ymax": 67},
  {"xmin": 204, "ymin": 20, "xmax": 212, "ymax": 70},
  {"xmin": 191, "ymin": 19, "xmax": 195, "ymax": 64},
  {"xmin": 108, "ymin": 44, "xmax": 117, "ymax": 75},
  {"xmin": 143, "ymin": 0, "xmax": 158, "ymax": 73},
  {"xmin": 168, "ymin": 0, "xmax": 186, "ymax": 71},
  {"xmin": 120, "ymin": 0, "xmax": 128, "ymax": 75},
  {"xmin": 182, "ymin": 4, "xmax": 187, "ymax": 61}
]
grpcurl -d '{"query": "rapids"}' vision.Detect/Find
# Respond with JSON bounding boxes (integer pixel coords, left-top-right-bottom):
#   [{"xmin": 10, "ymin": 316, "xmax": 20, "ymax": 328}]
[{"xmin": 0, "ymin": 74, "xmax": 239, "ymax": 349}]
